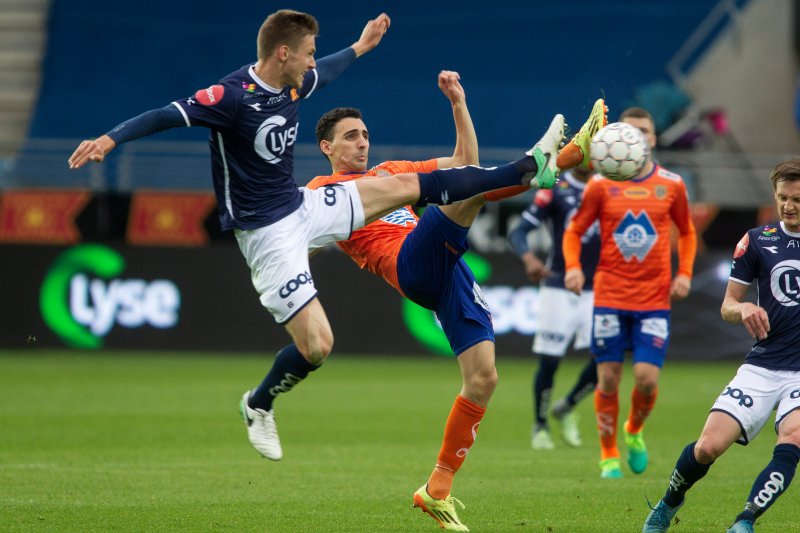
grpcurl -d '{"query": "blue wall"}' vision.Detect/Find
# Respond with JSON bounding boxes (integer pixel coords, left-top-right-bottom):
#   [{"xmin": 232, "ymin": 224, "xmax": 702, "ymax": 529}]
[{"xmin": 32, "ymin": 0, "xmax": 718, "ymax": 151}]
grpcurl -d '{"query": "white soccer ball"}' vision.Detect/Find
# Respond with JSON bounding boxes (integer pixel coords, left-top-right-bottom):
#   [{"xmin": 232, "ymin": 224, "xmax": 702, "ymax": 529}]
[{"xmin": 589, "ymin": 122, "xmax": 650, "ymax": 182}]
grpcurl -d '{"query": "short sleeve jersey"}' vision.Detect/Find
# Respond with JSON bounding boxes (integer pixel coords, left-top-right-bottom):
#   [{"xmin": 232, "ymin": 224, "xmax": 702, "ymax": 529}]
[
  {"xmin": 306, "ymin": 159, "xmax": 439, "ymax": 292},
  {"xmin": 173, "ymin": 65, "xmax": 324, "ymax": 231},
  {"xmin": 522, "ymin": 171, "xmax": 600, "ymax": 290},
  {"xmin": 567, "ymin": 165, "xmax": 695, "ymax": 310},
  {"xmin": 729, "ymin": 222, "xmax": 800, "ymax": 370}
]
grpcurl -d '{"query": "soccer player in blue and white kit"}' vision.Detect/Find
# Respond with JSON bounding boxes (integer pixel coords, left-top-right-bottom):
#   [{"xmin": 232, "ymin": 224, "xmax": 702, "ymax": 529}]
[
  {"xmin": 67, "ymin": 10, "xmax": 567, "ymax": 463},
  {"xmin": 643, "ymin": 158, "xmax": 800, "ymax": 533},
  {"xmin": 508, "ymin": 165, "xmax": 601, "ymax": 450}
]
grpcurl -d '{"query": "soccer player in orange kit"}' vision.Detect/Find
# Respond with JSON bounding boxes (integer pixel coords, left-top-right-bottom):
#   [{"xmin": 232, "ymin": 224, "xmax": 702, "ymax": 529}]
[
  {"xmin": 563, "ymin": 107, "xmax": 697, "ymax": 479},
  {"xmin": 308, "ymin": 71, "xmax": 606, "ymax": 530}
]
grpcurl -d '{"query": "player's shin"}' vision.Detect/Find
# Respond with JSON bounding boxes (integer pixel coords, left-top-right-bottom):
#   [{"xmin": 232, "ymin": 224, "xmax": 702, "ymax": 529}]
[
  {"xmin": 248, "ymin": 344, "xmax": 319, "ymax": 410},
  {"xmin": 734, "ymin": 443, "xmax": 800, "ymax": 523},
  {"xmin": 415, "ymin": 160, "xmax": 536, "ymax": 206},
  {"xmin": 427, "ymin": 395, "xmax": 486, "ymax": 499},
  {"xmin": 661, "ymin": 442, "xmax": 712, "ymax": 507}
]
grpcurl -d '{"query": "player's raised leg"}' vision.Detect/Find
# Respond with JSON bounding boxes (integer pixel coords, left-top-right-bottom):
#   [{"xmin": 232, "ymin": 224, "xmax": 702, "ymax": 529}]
[{"xmin": 482, "ymin": 99, "xmax": 606, "ymax": 202}]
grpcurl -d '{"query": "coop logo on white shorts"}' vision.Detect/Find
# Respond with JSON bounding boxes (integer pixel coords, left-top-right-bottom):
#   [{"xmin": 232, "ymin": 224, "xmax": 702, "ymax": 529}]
[
  {"xmin": 770, "ymin": 259, "xmax": 800, "ymax": 306},
  {"xmin": 279, "ymin": 271, "xmax": 313, "ymax": 298},
  {"xmin": 40, "ymin": 244, "xmax": 181, "ymax": 349}
]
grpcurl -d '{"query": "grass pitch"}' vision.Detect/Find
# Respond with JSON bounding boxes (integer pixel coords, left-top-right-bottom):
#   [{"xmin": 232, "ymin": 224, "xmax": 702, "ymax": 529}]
[{"xmin": 1, "ymin": 350, "xmax": 797, "ymax": 532}]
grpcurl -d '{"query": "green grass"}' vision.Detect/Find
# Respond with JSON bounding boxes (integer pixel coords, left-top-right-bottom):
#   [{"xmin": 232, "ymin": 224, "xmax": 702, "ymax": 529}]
[{"xmin": 0, "ymin": 351, "xmax": 797, "ymax": 532}]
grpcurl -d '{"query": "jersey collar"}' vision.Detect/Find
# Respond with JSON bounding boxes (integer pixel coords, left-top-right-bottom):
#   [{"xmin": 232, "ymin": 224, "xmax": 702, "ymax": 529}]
[
  {"xmin": 780, "ymin": 221, "xmax": 800, "ymax": 238},
  {"xmin": 248, "ymin": 65, "xmax": 282, "ymax": 94}
]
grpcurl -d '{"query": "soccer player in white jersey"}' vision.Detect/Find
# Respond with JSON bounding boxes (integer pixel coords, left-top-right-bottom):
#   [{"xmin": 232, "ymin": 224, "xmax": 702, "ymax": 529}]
[
  {"xmin": 643, "ymin": 158, "xmax": 800, "ymax": 533},
  {"xmin": 67, "ymin": 9, "xmax": 567, "ymax": 468}
]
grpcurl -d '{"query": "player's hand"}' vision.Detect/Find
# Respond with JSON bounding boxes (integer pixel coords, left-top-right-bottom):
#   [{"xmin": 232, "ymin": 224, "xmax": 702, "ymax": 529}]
[
  {"xmin": 438, "ymin": 70, "xmax": 465, "ymax": 104},
  {"xmin": 521, "ymin": 252, "xmax": 549, "ymax": 283},
  {"xmin": 670, "ymin": 274, "xmax": 691, "ymax": 300},
  {"xmin": 564, "ymin": 268, "xmax": 584, "ymax": 296},
  {"xmin": 352, "ymin": 13, "xmax": 390, "ymax": 57},
  {"xmin": 740, "ymin": 302, "xmax": 770, "ymax": 340},
  {"xmin": 67, "ymin": 135, "xmax": 116, "ymax": 169}
]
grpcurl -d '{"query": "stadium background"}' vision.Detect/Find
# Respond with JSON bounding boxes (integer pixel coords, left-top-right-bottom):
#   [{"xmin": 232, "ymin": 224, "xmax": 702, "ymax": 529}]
[{"xmin": 1, "ymin": 0, "xmax": 797, "ymax": 358}]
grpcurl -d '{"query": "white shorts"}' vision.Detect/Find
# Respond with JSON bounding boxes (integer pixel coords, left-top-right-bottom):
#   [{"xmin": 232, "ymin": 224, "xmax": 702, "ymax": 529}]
[
  {"xmin": 710, "ymin": 364, "xmax": 800, "ymax": 445},
  {"xmin": 234, "ymin": 182, "xmax": 365, "ymax": 324},
  {"xmin": 533, "ymin": 286, "xmax": 594, "ymax": 357}
]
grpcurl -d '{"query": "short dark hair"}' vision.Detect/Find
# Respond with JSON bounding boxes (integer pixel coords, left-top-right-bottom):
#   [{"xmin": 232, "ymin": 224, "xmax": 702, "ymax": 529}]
[
  {"xmin": 257, "ymin": 10, "xmax": 319, "ymax": 59},
  {"xmin": 618, "ymin": 106, "xmax": 654, "ymax": 124},
  {"xmin": 315, "ymin": 107, "xmax": 364, "ymax": 145},
  {"xmin": 769, "ymin": 158, "xmax": 800, "ymax": 190}
]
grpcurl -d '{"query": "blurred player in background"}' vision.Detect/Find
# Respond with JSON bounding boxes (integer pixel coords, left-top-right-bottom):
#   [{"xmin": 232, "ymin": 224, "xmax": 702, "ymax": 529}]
[
  {"xmin": 307, "ymin": 75, "xmax": 606, "ymax": 531},
  {"xmin": 564, "ymin": 107, "xmax": 697, "ymax": 479},
  {"xmin": 643, "ymin": 159, "xmax": 800, "ymax": 533},
  {"xmin": 507, "ymin": 164, "xmax": 601, "ymax": 450},
  {"xmin": 66, "ymin": 9, "xmax": 573, "ymax": 469}
]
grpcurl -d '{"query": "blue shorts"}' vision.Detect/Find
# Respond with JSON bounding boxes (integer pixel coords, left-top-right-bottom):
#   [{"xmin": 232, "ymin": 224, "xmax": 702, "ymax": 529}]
[
  {"xmin": 590, "ymin": 307, "xmax": 671, "ymax": 367},
  {"xmin": 396, "ymin": 206, "xmax": 494, "ymax": 356}
]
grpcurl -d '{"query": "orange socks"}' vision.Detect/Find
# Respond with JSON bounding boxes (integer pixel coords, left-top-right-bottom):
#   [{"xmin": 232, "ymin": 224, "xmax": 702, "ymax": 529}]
[
  {"xmin": 482, "ymin": 184, "xmax": 530, "ymax": 202},
  {"xmin": 427, "ymin": 395, "xmax": 486, "ymax": 499},
  {"xmin": 555, "ymin": 141, "xmax": 584, "ymax": 170},
  {"xmin": 626, "ymin": 386, "xmax": 658, "ymax": 434},
  {"xmin": 594, "ymin": 388, "xmax": 619, "ymax": 460}
]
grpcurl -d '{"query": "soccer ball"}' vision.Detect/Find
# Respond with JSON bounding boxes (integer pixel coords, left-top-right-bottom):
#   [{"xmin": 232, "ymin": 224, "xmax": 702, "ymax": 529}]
[{"xmin": 589, "ymin": 122, "xmax": 650, "ymax": 182}]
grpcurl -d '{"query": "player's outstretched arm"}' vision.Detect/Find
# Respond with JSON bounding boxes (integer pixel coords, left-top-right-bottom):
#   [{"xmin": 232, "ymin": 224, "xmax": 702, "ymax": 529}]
[
  {"xmin": 68, "ymin": 135, "xmax": 116, "ymax": 169},
  {"xmin": 351, "ymin": 13, "xmax": 390, "ymax": 57},
  {"xmin": 721, "ymin": 280, "xmax": 770, "ymax": 340},
  {"xmin": 436, "ymin": 70, "xmax": 478, "ymax": 169}
]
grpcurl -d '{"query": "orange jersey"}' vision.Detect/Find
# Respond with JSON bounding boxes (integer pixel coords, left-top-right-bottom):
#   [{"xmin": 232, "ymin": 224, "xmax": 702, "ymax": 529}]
[
  {"xmin": 306, "ymin": 159, "xmax": 438, "ymax": 293},
  {"xmin": 563, "ymin": 165, "xmax": 697, "ymax": 310}
]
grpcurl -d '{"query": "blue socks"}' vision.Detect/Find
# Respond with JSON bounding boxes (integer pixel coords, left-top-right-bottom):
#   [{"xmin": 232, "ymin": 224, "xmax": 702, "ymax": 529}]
[
  {"xmin": 735, "ymin": 443, "xmax": 800, "ymax": 523},
  {"xmin": 663, "ymin": 442, "xmax": 712, "ymax": 507},
  {"xmin": 248, "ymin": 344, "xmax": 319, "ymax": 411},
  {"xmin": 416, "ymin": 158, "xmax": 536, "ymax": 206},
  {"xmin": 533, "ymin": 355, "xmax": 560, "ymax": 427},
  {"xmin": 566, "ymin": 357, "xmax": 598, "ymax": 406}
]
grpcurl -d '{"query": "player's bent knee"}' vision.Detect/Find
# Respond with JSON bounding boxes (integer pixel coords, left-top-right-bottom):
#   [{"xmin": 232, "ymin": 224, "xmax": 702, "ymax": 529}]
[{"xmin": 694, "ymin": 436, "xmax": 725, "ymax": 464}]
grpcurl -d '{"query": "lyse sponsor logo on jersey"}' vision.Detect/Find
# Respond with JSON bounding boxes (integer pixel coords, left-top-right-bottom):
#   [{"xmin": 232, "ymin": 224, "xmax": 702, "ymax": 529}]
[
  {"xmin": 194, "ymin": 85, "xmax": 225, "ymax": 106},
  {"xmin": 770, "ymin": 259, "xmax": 800, "ymax": 306},
  {"xmin": 279, "ymin": 271, "xmax": 313, "ymax": 299},
  {"xmin": 254, "ymin": 116, "xmax": 298, "ymax": 164}
]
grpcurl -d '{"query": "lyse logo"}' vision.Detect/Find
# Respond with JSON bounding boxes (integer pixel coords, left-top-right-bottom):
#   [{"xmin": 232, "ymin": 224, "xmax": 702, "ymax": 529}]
[
  {"xmin": 279, "ymin": 271, "xmax": 313, "ymax": 298},
  {"xmin": 40, "ymin": 244, "xmax": 182, "ymax": 349},
  {"xmin": 70, "ymin": 274, "xmax": 180, "ymax": 336},
  {"xmin": 722, "ymin": 386, "xmax": 754, "ymax": 407}
]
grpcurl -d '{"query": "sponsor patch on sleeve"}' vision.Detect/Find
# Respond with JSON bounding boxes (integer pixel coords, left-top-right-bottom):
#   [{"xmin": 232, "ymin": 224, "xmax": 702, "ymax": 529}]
[
  {"xmin": 195, "ymin": 85, "xmax": 225, "ymax": 106},
  {"xmin": 734, "ymin": 233, "xmax": 749, "ymax": 258}
]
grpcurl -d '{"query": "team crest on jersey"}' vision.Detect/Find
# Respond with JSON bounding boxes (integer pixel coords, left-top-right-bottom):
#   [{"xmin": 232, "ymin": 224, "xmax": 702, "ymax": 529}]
[
  {"xmin": 380, "ymin": 207, "xmax": 416, "ymax": 227},
  {"xmin": 290, "ymin": 88, "xmax": 299, "ymax": 101},
  {"xmin": 613, "ymin": 210, "xmax": 658, "ymax": 262},
  {"xmin": 195, "ymin": 85, "xmax": 224, "ymax": 106},
  {"xmin": 770, "ymin": 259, "xmax": 800, "ymax": 306},
  {"xmin": 655, "ymin": 185, "xmax": 667, "ymax": 199}
]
